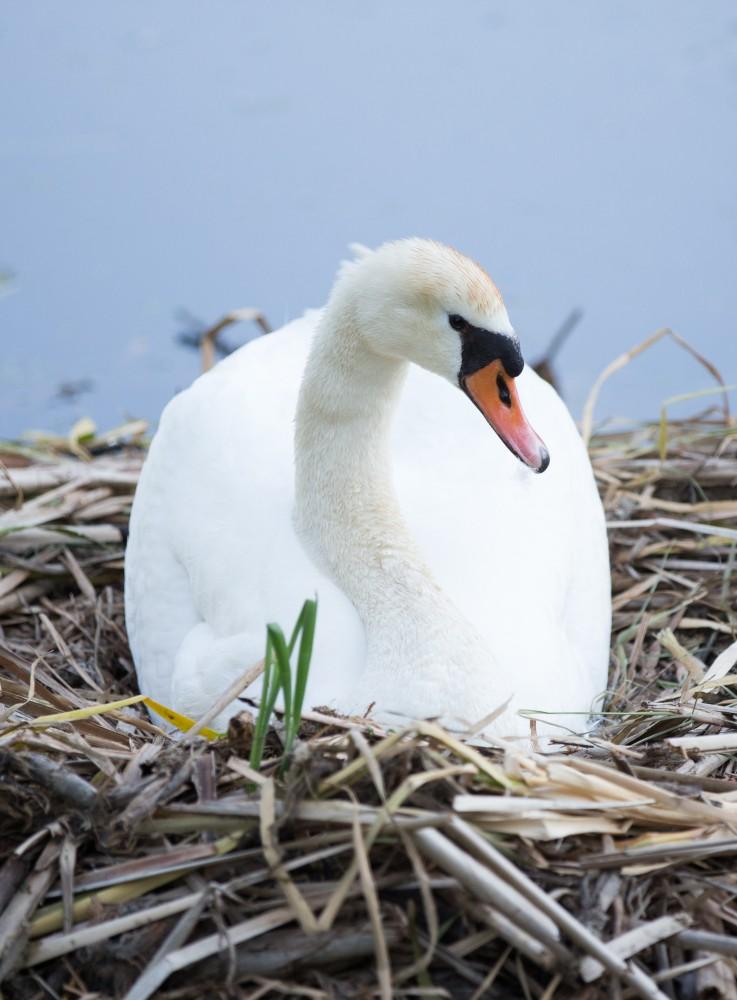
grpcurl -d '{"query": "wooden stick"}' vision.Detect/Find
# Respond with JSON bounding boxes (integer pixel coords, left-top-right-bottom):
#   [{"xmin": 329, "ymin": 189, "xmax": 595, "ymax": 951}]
[{"xmin": 447, "ymin": 817, "xmax": 670, "ymax": 1000}]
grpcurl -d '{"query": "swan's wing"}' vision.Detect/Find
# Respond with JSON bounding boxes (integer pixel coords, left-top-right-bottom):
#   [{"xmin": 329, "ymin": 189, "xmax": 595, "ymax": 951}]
[
  {"xmin": 390, "ymin": 364, "xmax": 611, "ymax": 714},
  {"xmin": 126, "ymin": 313, "xmax": 365, "ymax": 714}
]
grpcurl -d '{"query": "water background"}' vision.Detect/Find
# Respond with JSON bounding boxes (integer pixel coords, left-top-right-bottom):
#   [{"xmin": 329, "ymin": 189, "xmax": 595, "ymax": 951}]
[{"xmin": 2, "ymin": 1, "xmax": 736, "ymax": 438}]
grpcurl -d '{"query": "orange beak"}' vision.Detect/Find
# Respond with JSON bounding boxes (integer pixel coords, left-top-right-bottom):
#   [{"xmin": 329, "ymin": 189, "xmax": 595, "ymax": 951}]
[{"xmin": 462, "ymin": 360, "xmax": 550, "ymax": 473}]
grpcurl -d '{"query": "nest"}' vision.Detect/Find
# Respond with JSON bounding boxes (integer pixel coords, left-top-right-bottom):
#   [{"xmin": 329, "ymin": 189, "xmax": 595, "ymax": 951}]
[{"xmin": 1, "ymin": 413, "xmax": 736, "ymax": 1000}]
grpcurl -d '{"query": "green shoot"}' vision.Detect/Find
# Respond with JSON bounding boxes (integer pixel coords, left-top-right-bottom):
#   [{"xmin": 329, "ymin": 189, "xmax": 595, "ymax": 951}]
[{"xmin": 249, "ymin": 598, "xmax": 317, "ymax": 771}]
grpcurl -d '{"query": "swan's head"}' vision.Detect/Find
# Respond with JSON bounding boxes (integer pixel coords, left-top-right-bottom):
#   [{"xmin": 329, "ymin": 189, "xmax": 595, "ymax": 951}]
[{"xmin": 335, "ymin": 238, "xmax": 549, "ymax": 473}]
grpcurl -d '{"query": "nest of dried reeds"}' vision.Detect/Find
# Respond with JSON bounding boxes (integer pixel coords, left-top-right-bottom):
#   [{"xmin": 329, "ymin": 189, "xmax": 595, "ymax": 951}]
[{"xmin": 1, "ymin": 409, "xmax": 736, "ymax": 1000}]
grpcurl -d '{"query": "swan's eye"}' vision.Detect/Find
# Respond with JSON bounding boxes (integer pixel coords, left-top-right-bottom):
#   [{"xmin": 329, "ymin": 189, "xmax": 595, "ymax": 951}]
[
  {"xmin": 497, "ymin": 373, "xmax": 512, "ymax": 408},
  {"xmin": 448, "ymin": 314, "xmax": 469, "ymax": 334}
]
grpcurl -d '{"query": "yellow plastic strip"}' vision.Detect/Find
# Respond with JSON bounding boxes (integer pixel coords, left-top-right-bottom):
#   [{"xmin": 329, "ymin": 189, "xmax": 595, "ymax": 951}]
[{"xmin": 143, "ymin": 696, "xmax": 222, "ymax": 741}]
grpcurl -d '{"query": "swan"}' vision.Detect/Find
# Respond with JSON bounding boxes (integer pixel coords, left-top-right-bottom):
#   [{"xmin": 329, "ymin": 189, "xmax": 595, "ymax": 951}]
[{"xmin": 125, "ymin": 239, "xmax": 611, "ymax": 739}]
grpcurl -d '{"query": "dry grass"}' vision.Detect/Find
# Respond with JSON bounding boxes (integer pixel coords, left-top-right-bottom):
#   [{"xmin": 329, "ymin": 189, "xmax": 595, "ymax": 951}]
[{"xmin": 1, "ymin": 410, "xmax": 736, "ymax": 999}]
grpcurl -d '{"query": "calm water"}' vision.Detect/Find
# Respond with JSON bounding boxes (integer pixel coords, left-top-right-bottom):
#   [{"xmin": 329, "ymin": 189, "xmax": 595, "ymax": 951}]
[{"xmin": 2, "ymin": 1, "xmax": 736, "ymax": 438}]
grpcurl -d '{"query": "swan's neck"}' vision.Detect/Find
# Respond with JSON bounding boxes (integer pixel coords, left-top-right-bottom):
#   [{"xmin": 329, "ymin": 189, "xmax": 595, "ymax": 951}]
[{"xmin": 294, "ymin": 304, "xmax": 472, "ymax": 662}]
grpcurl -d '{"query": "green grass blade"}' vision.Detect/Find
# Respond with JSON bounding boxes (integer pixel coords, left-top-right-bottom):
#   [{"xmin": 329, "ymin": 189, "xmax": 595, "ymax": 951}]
[
  {"xmin": 249, "ymin": 600, "xmax": 318, "ymax": 770},
  {"xmin": 286, "ymin": 602, "xmax": 306, "ymax": 657},
  {"xmin": 268, "ymin": 624, "xmax": 293, "ymax": 726},
  {"xmin": 292, "ymin": 598, "xmax": 317, "ymax": 733},
  {"xmin": 249, "ymin": 638, "xmax": 280, "ymax": 769}
]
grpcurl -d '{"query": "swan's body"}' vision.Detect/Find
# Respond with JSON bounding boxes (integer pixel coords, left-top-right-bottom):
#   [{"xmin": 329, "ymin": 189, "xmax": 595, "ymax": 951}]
[{"xmin": 126, "ymin": 240, "xmax": 610, "ymax": 739}]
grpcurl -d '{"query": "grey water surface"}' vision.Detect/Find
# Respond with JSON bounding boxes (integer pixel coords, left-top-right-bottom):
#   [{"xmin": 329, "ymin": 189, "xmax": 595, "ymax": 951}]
[{"xmin": 1, "ymin": 1, "xmax": 736, "ymax": 438}]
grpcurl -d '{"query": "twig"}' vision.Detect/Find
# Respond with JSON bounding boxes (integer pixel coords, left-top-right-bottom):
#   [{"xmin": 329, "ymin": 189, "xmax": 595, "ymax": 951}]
[
  {"xmin": 199, "ymin": 308, "xmax": 272, "ymax": 372},
  {"xmin": 675, "ymin": 930, "xmax": 737, "ymax": 959},
  {"xmin": 1, "ymin": 750, "xmax": 99, "ymax": 811},
  {"xmin": 24, "ymin": 890, "xmax": 206, "ymax": 969},
  {"xmin": 413, "ymin": 827, "xmax": 566, "ymax": 962},
  {"xmin": 0, "ymin": 839, "xmax": 62, "ymax": 981},
  {"xmin": 124, "ymin": 891, "xmax": 211, "ymax": 1000},
  {"xmin": 446, "ymin": 817, "xmax": 671, "ymax": 1000}
]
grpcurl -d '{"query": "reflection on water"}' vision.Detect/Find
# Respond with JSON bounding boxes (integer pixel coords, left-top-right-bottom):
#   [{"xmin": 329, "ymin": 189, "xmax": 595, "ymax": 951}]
[{"xmin": 1, "ymin": 1, "xmax": 736, "ymax": 437}]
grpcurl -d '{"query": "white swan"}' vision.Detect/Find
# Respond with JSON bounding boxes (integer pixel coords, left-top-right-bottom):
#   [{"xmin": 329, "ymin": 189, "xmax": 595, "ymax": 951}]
[{"xmin": 125, "ymin": 239, "xmax": 611, "ymax": 739}]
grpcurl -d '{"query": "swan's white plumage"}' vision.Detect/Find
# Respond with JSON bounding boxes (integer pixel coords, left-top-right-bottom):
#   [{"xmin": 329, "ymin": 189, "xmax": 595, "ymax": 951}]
[{"xmin": 126, "ymin": 241, "xmax": 611, "ymax": 740}]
